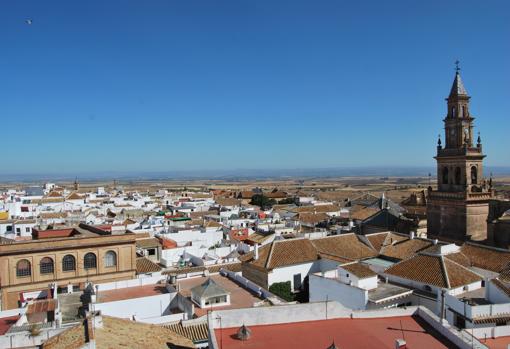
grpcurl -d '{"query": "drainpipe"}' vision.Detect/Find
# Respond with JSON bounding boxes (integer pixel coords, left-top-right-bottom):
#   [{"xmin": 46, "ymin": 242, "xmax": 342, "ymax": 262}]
[{"xmin": 440, "ymin": 289, "xmax": 446, "ymax": 324}]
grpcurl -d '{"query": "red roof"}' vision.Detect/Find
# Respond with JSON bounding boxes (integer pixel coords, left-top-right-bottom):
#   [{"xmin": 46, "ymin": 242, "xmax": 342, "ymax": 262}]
[
  {"xmin": 215, "ymin": 316, "xmax": 455, "ymax": 349},
  {"xmin": 0, "ymin": 316, "xmax": 19, "ymax": 335},
  {"xmin": 229, "ymin": 228, "xmax": 249, "ymax": 242},
  {"xmin": 33, "ymin": 228, "xmax": 75, "ymax": 239},
  {"xmin": 158, "ymin": 237, "xmax": 177, "ymax": 249}
]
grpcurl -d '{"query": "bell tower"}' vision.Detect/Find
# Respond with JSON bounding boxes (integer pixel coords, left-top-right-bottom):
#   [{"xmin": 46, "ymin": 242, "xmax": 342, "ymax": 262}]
[{"xmin": 427, "ymin": 63, "xmax": 494, "ymax": 241}]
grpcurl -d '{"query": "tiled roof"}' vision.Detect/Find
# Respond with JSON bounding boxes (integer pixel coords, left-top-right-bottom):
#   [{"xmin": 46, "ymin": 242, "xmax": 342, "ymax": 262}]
[
  {"xmin": 350, "ymin": 207, "xmax": 380, "ymax": 221},
  {"xmin": 163, "ymin": 320, "xmax": 209, "ymax": 343},
  {"xmin": 215, "ymin": 198, "xmax": 241, "ymax": 207},
  {"xmin": 291, "ymin": 205, "xmax": 341, "ymax": 214},
  {"xmin": 385, "ymin": 254, "xmax": 482, "ymax": 289},
  {"xmin": 341, "ymin": 262, "xmax": 376, "ymax": 279},
  {"xmin": 207, "ymin": 263, "xmax": 242, "ymax": 274},
  {"xmin": 246, "ymin": 232, "xmax": 274, "ymax": 244},
  {"xmin": 365, "ymin": 232, "xmax": 389, "ymax": 253},
  {"xmin": 298, "ymin": 212, "xmax": 330, "ymax": 225},
  {"xmin": 136, "ymin": 257, "xmax": 162, "ymax": 274},
  {"xmin": 311, "ymin": 234, "xmax": 377, "ymax": 261},
  {"xmin": 136, "ymin": 238, "xmax": 161, "ymax": 249},
  {"xmin": 27, "ymin": 299, "xmax": 57, "ymax": 314},
  {"xmin": 379, "ymin": 235, "xmax": 433, "ymax": 261},
  {"xmin": 242, "ymin": 238, "xmax": 318, "ymax": 270},
  {"xmin": 191, "ymin": 278, "xmax": 230, "ymax": 299},
  {"xmin": 459, "ymin": 243, "xmax": 510, "ymax": 273}
]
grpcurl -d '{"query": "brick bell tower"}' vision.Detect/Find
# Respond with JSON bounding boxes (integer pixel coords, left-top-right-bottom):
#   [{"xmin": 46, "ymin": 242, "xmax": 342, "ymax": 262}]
[{"xmin": 427, "ymin": 63, "xmax": 495, "ymax": 241}]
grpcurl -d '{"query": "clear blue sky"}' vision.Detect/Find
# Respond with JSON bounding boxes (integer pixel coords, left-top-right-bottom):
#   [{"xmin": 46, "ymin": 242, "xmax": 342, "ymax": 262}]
[{"xmin": 1, "ymin": 0, "xmax": 509, "ymax": 174}]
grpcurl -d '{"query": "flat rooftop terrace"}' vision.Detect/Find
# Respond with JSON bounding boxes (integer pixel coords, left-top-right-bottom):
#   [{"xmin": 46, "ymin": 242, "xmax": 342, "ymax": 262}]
[
  {"xmin": 215, "ymin": 315, "xmax": 457, "ymax": 349},
  {"xmin": 97, "ymin": 284, "xmax": 168, "ymax": 303},
  {"xmin": 178, "ymin": 274, "xmax": 263, "ymax": 317}
]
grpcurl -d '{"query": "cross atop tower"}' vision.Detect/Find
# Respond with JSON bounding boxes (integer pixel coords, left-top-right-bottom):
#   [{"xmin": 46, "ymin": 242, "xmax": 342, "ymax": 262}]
[{"xmin": 455, "ymin": 60, "xmax": 461, "ymax": 73}]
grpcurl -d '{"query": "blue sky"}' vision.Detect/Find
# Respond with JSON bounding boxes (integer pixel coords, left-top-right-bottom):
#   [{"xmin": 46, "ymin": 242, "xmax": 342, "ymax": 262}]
[{"xmin": 1, "ymin": 0, "xmax": 509, "ymax": 174}]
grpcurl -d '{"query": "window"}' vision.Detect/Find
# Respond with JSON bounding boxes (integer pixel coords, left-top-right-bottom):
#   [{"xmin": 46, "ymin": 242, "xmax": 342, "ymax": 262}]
[
  {"xmin": 442, "ymin": 167, "xmax": 449, "ymax": 185},
  {"xmin": 16, "ymin": 259, "xmax": 31, "ymax": 277},
  {"xmin": 62, "ymin": 255, "xmax": 76, "ymax": 272},
  {"xmin": 455, "ymin": 167, "xmax": 461, "ymax": 185},
  {"xmin": 104, "ymin": 251, "xmax": 117, "ymax": 267},
  {"xmin": 84, "ymin": 253, "xmax": 97, "ymax": 269},
  {"xmin": 6, "ymin": 226, "xmax": 12, "ymax": 232},
  {"xmin": 16, "ymin": 228, "xmax": 21, "ymax": 233},
  {"xmin": 148, "ymin": 248, "xmax": 156, "ymax": 256},
  {"xmin": 471, "ymin": 166, "xmax": 478, "ymax": 184},
  {"xmin": 40, "ymin": 257, "xmax": 54, "ymax": 274},
  {"xmin": 25, "ymin": 227, "xmax": 31, "ymax": 233}
]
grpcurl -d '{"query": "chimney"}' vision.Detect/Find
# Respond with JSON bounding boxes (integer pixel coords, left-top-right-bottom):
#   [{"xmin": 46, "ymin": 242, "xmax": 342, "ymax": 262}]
[
  {"xmin": 433, "ymin": 239, "xmax": 438, "ymax": 245},
  {"xmin": 409, "ymin": 231, "xmax": 415, "ymax": 240},
  {"xmin": 395, "ymin": 339, "xmax": 406, "ymax": 349},
  {"xmin": 254, "ymin": 244, "xmax": 259, "ymax": 260}
]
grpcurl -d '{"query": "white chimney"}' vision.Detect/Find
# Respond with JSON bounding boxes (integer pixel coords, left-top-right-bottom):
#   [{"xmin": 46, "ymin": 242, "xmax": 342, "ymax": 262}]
[
  {"xmin": 433, "ymin": 239, "xmax": 438, "ymax": 245},
  {"xmin": 409, "ymin": 231, "xmax": 415, "ymax": 240},
  {"xmin": 395, "ymin": 339, "xmax": 406, "ymax": 349},
  {"xmin": 254, "ymin": 244, "xmax": 259, "ymax": 260}
]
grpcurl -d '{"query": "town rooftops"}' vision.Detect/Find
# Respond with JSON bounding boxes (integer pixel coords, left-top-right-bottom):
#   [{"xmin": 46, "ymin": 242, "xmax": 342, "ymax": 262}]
[
  {"xmin": 41, "ymin": 315, "xmax": 194, "ymax": 349},
  {"xmin": 241, "ymin": 238, "xmax": 318, "ymax": 270},
  {"xmin": 135, "ymin": 237, "xmax": 161, "ymax": 249},
  {"xmin": 213, "ymin": 315, "xmax": 455, "ymax": 349},
  {"xmin": 384, "ymin": 253, "xmax": 483, "ymax": 289},
  {"xmin": 136, "ymin": 257, "xmax": 162, "ymax": 274},
  {"xmin": 340, "ymin": 262, "xmax": 377, "ymax": 279}
]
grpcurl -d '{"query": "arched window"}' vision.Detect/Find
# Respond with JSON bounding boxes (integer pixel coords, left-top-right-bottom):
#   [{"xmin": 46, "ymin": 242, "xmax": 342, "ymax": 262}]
[
  {"xmin": 455, "ymin": 167, "xmax": 461, "ymax": 185},
  {"xmin": 40, "ymin": 257, "xmax": 54, "ymax": 274},
  {"xmin": 452, "ymin": 106, "xmax": 456, "ymax": 118},
  {"xmin": 16, "ymin": 259, "xmax": 31, "ymax": 277},
  {"xmin": 442, "ymin": 167, "xmax": 449, "ymax": 185},
  {"xmin": 462, "ymin": 106, "xmax": 467, "ymax": 118},
  {"xmin": 104, "ymin": 251, "xmax": 117, "ymax": 268},
  {"xmin": 84, "ymin": 253, "xmax": 97, "ymax": 269},
  {"xmin": 62, "ymin": 255, "xmax": 76, "ymax": 272},
  {"xmin": 471, "ymin": 166, "xmax": 478, "ymax": 184}
]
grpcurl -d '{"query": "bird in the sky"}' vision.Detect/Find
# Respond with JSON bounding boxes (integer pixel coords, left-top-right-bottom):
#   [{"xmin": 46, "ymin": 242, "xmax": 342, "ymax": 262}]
[{"xmin": 25, "ymin": 19, "xmax": 33, "ymax": 25}]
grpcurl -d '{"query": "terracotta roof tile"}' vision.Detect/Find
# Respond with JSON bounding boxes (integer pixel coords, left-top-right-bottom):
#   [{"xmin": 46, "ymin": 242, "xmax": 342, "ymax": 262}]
[
  {"xmin": 242, "ymin": 239, "xmax": 318, "ymax": 270},
  {"xmin": 379, "ymin": 235, "xmax": 433, "ymax": 260},
  {"xmin": 311, "ymin": 234, "xmax": 377, "ymax": 261},
  {"xmin": 460, "ymin": 243, "xmax": 510, "ymax": 273},
  {"xmin": 385, "ymin": 254, "xmax": 482, "ymax": 289},
  {"xmin": 341, "ymin": 262, "xmax": 376, "ymax": 278},
  {"xmin": 136, "ymin": 257, "xmax": 162, "ymax": 274}
]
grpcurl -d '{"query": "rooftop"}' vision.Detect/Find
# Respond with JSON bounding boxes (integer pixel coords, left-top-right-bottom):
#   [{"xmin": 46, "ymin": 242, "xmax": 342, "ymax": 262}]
[
  {"xmin": 177, "ymin": 274, "xmax": 263, "ymax": 317},
  {"xmin": 97, "ymin": 284, "xmax": 168, "ymax": 303},
  {"xmin": 214, "ymin": 316, "xmax": 456, "ymax": 349}
]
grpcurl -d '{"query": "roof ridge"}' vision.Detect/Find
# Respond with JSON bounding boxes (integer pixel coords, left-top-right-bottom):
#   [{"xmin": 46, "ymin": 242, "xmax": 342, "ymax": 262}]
[
  {"xmin": 266, "ymin": 241, "xmax": 277, "ymax": 269},
  {"xmin": 439, "ymin": 256, "xmax": 451, "ymax": 289},
  {"xmin": 443, "ymin": 256, "xmax": 484, "ymax": 279}
]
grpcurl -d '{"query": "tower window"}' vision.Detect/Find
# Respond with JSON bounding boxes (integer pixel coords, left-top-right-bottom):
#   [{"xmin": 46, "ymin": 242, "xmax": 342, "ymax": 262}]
[
  {"xmin": 452, "ymin": 106, "xmax": 456, "ymax": 118},
  {"xmin": 455, "ymin": 167, "xmax": 461, "ymax": 185},
  {"xmin": 471, "ymin": 166, "xmax": 478, "ymax": 184},
  {"xmin": 442, "ymin": 167, "xmax": 449, "ymax": 185},
  {"xmin": 462, "ymin": 106, "xmax": 467, "ymax": 118}
]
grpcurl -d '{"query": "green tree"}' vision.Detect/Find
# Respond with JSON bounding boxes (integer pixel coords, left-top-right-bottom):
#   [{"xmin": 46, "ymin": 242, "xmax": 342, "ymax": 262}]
[
  {"xmin": 249, "ymin": 194, "xmax": 276, "ymax": 209},
  {"xmin": 269, "ymin": 281, "xmax": 294, "ymax": 302}
]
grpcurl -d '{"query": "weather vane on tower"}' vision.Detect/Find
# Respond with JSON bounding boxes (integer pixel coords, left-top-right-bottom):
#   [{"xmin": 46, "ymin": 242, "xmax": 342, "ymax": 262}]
[{"xmin": 455, "ymin": 60, "xmax": 461, "ymax": 73}]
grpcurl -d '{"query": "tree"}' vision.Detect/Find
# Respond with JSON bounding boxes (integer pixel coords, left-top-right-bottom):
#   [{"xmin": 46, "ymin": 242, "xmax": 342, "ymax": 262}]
[
  {"xmin": 269, "ymin": 281, "xmax": 294, "ymax": 302},
  {"xmin": 249, "ymin": 194, "xmax": 276, "ymax": 210}
]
